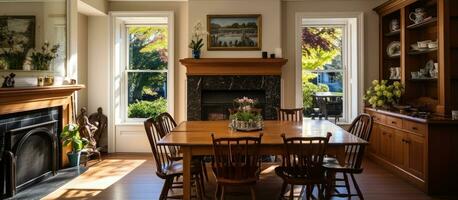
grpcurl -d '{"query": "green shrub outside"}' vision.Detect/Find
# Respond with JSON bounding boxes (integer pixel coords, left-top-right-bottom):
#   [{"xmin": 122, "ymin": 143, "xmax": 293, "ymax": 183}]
[{"xmin": 128, "ymin": 98, "xmax": 167, "ymax": 118}]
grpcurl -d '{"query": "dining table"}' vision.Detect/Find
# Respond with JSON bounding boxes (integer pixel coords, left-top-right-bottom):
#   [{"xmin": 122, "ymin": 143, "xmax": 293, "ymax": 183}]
[{"xmin": 158, "ymin": 119, "xmax": 368, "ymax": 200}]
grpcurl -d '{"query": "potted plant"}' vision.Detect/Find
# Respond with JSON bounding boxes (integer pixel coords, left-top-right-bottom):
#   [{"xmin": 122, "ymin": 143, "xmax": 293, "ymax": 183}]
[
  {"xmin": 30, "ymin": 42, "xmax": 59, "ymax": 70},
  {"xmin": 230, "ymin": 97, "xmax": 263, "ymax": 131},
  {"xmin": 61, "ymin": 123, "xmax": 88, "ymax": 167},
  {"xmin": 364, "ymin": 80, "xmax": 404, "ymax": 109},
  {"xmin": 188, "ymin": 22, "xmax": 207, "ymax": 59}
]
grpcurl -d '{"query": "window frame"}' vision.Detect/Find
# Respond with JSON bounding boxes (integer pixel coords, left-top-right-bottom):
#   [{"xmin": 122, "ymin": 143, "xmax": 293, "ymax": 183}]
[
  {"xmin": 295, "ymin": 13, "xmax": 364, "ymax": 123},
  {"xmin": 113, "ymin": 12, "xmax": 174, "ymax": 124}
]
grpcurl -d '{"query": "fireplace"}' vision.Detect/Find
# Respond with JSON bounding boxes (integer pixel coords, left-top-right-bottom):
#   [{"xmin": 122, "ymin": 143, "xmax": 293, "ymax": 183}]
[
  {"xmin": 202, "ymin": 90, "xmax": 266, "ymax": 120},
  {"xmin": 0, "ymin": 107, "xmax": 60, "ymax": 197},
  {"xmin": 187, "ymin": 75, "xmax": 281, "ymax": 120}
]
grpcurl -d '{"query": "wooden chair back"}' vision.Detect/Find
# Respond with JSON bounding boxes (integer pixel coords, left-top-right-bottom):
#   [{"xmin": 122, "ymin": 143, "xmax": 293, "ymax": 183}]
[
  {"xmin": 144, "ymin": 118, "xmax": 172, "ymax": 178},
  {"xmin": 343, "ymin": 113, "xmax": 374, "ymax": 170},
  {"xmin": 277, "ymin": 108, "xmax": 304, "ymax": 121},
  {"xmin": 280, "ymin": 133, "xmax": 331, "ymax": 179},
  {"xmin": 211, "ymin": 134, "xmax": 263, "ymax": 181},
  {"xmin": 155, "ymin": 112, "xmax": 177, "ymax": 137}
]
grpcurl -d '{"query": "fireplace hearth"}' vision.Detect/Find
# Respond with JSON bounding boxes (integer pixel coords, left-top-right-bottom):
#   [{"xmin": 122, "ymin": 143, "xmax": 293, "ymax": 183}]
[{"xmin": 0, "ymin": 107, "xmax": 60, "ymax": 197}]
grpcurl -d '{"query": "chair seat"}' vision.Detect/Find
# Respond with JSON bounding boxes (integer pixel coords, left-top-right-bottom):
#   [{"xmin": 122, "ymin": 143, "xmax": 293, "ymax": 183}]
[
  {"xmin": 322, "ymin": 162, "xmax": 363, "ymax": 174},
  {"xmin": 275, "ymin": 166, "xmax": 327, "ymax": 184},
  {"xmin": 161, "ymin": 160, "xmax": 202, "ymax": 177}
]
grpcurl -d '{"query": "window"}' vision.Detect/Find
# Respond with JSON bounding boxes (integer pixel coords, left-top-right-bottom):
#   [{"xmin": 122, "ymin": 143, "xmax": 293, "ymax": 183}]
[
  {"xmin": 296, "ymin": 15, "xmax": 362, "ymax": 123},
  {"xmin": 114, "ymin": 14, "xmax": 174, "ymax": 122}
]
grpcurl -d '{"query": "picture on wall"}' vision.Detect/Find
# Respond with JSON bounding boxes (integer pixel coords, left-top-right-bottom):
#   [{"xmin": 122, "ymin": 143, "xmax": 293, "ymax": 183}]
[
  {"xmin": 0, "ymin": 16, "xmax": 36, "ymax": 49},
  {"xmin": 207, "ymin": 14, "xmax": 261, "ymax": 51}
]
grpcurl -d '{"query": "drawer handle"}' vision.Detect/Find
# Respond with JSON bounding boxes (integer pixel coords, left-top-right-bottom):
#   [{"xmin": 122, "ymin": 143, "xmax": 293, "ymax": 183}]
[
  {"xmin": 412, "ymin": 127, "xmax": 418, "ymax": 130},
  {"xmin": 391, "ymin": 121, "xmax": 397, "ymax": 124}
]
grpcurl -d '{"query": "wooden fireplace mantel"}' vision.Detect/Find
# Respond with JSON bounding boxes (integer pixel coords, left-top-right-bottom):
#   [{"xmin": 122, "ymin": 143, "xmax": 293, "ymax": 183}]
[{"xmin": 180, "ymin": 58, "xmax": 288, "ymax": 75}]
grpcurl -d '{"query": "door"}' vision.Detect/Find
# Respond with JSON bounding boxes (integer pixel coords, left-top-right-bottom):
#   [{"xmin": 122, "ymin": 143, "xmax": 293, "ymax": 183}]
[
  {"xmin": 406, "ymin": 133, "xmax": 426, "ymax": 179},
  {"xmin": 379, "ymin": 125, "xmax": 394, "ymax": 161},
  {"xmin": 369, "ymin": 123, "xmax": 381, "ymax": 154},
  {"xmin": 392, "ymin": 130, "xmax": 407, "ymax": 167}
]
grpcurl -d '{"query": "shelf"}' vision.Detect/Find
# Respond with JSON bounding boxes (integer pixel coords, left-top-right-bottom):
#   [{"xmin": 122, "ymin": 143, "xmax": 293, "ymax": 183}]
[
  {"xmin": 409, "ymin": 78, "xmax": 438, "ymax": 82},
  {"xmin": 385, "ymin": 30, "xmax": 400, "ymax": 37},
  {"xmin": 0, "ymin": 69, "xmax": 54, "ymax": 73},
  {"xmin": 406, "ymin": 17, "xmax": 437, "ymax": 29},
  {"xmin": 386, "ymin": 54, "xmax": 401, "ymax": 58},
  {"xmin": 408, "ymin": 48, "xmax": 437, "ymax": 55}
]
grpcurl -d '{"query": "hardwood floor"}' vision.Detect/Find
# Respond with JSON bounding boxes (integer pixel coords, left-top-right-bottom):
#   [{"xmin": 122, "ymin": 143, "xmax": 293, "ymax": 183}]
[{"xmin": 43, "ymin": 153, "xmax": 449, "ymax": 200}]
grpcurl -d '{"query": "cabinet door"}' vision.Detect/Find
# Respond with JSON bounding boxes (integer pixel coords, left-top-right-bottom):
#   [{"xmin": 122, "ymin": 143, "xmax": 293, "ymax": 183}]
[
  {"xmin": 379, "ymin": 125, "xmax": 394, "ymax": 161},
  {"xmin": 392, "ymin": 130, "xmax": 407, "ymax": 167},
  {"xmin": 369, "ymin": 123, "xmax": 381, "ymax": 154},
  {"xmin": 406, "ymin": 133, "xmax": 425, "ymax": 179}
]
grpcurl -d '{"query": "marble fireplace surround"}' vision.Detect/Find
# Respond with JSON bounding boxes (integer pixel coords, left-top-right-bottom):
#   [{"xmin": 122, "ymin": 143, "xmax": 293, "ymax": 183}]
[{"xmin": 180, "ymin": 58, "xmax": 288, "ymax": 120}]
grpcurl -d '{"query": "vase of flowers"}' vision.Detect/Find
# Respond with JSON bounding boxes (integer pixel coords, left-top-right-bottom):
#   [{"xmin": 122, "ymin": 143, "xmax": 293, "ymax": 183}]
[
  {"xmin": 364, "ymin": 80, "xmax": 404, "ymax": 109},
  {"xmin": 230, "ymin": 97, "xmax": 263, "ymax": 131},
  {"xmin": 0, "ymin": 35, "xmax": 27, "ymax": 70},
  {"xmin": 30, "ymin": 42, "xmax": 59, "ymax": 71},
  {"xmin": 189, "ymin": 22, "xmax": 207, "ymax": 59}
]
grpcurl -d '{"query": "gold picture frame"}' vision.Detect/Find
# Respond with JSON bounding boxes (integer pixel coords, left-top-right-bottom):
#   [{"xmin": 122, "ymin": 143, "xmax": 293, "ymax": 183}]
[{"xmin": 207, "ymin": 14, "xmax": 262, "ymax": 51}]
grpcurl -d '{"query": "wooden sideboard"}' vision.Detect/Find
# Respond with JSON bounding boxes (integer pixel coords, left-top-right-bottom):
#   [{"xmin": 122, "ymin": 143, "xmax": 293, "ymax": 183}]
[{"xmin": 365, "ymin": 108, "xmax": 458, "ymax": 195}]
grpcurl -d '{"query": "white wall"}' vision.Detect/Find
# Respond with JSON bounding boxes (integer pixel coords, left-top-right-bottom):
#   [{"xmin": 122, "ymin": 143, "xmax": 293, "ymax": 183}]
[
  {"xmin": 77, "ymin": 13, "xmax": 88, "ymax": 110},
  {"xmin": 188, "ymin": 0, "xmax": 282, "ymax": 58}
]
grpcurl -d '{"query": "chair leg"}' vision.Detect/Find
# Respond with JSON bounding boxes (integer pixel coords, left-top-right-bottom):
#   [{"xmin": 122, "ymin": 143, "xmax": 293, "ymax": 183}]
[
  {"xmin": 201, "ymin": 159, "xmax": 209, "ymax": 182},
  {"xmin": 325, "ymin": 171, "xmax": 336, "ymax": 199},
  {"xmin": 306, "ymin": 184, "xmax": 312, "ymax": 200},
  {"xmin": 299, "ymin": 185, "xmax": 305, "ymax": 199},
  {"xmin": 160, "ymin": 177, "xmax": 173, "ymax": 200},
  {"xmin": 289, "ymin": 184, "xmax": 294, "ymax": 200},
  {"xmin": 215, "ymin": 184, "xmax": 222, "ymax": 200},
  {"xmin": 279, "ymin": 181, "xmax": 287, "ymax": 200},
  {"xmin": 350, "ymin": 173, "xmax": 364, "ymax": 200},
  {"xmin": 343, "ymin": 173, "xmax": 351, "ymax": 200},
  {"xmin": 250, "ymin": 185, "xmax": 256, "ymax": 200},
  {"xmin": 220, "ymin": 186, "xmax": 225, "ymax": 200}
]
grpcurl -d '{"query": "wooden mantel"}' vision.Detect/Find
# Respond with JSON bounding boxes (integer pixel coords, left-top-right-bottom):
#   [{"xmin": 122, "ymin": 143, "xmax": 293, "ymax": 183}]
[{"xmin": 179, "ymin": 58, "xmax": 288, "ymax": 75}]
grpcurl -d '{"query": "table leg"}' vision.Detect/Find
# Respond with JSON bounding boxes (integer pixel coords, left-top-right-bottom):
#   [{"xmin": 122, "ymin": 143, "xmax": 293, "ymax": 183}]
[{"xmin": 182, "ymin": 146, "xmax": 192, "ymax": 200}]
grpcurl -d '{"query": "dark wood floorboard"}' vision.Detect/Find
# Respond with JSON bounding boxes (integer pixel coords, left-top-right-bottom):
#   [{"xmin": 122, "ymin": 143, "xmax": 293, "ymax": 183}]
[{"xmin": 52, "ymin": 153, "xmax": 449, "ymax": 200}]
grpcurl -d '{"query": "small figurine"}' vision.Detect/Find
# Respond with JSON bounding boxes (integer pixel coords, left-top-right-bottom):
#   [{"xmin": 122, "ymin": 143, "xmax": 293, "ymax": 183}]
[{"xmin": 2, "ymin": 73, "xmax": 16, "ymax": 88}]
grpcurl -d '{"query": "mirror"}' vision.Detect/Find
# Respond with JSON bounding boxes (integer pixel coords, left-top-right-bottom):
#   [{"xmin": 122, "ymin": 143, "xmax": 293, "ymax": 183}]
[{"xmin": 0, "ymin": 0, "xmax": 67, "ymax": 86}]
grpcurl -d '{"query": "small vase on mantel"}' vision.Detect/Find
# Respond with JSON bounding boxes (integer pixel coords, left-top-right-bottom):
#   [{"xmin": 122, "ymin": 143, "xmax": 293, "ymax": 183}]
[{"xmin": 192, "ymin": 50, "xmax": 201, "ymax": 59}]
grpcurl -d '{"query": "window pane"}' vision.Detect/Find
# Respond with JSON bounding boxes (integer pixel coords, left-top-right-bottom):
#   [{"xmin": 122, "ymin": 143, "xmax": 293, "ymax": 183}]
[
  {"xmin": 128, "ymin": 26, "xmax": 168, "ymax": 70},
  {"xmin": 127, "ymin": 72, "xmax": 167, "ymax": 118},
  {"xmin": 301, "ymin": 26, "xmax": 344, "ymax": 118}
]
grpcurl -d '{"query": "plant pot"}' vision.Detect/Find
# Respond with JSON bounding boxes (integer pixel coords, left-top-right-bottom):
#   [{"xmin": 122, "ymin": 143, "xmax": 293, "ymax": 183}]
[
  {"xmin": 67, "ymin": 151, "xmax": 81, "ymax": 167},
  {"xmin": 34, "ymin": 62, "xmax": 51, "ymax": 71},
  {"xmin": 192, "ymin": 50, "xmax": 201, "ymax": 59}
]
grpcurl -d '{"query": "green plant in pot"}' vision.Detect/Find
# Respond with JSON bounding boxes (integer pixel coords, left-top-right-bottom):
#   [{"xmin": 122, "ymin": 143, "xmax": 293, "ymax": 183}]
[
  {"xmin": 189, "ymin": 22, "xmax": 207, "ymax": 59},
  {"xmin": 364, "ymin": 80, "xmax": 404, "ymax": 109},
  {"xmin": 61, "ymin": 123, "xmax": 88, "ymax": 167}
]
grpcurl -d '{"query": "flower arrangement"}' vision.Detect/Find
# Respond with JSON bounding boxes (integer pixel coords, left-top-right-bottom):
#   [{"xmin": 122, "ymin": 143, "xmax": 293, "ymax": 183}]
[
  {"xmin": 30, "ymin": 42, "xmax": 59, "ymax": 70},
  {"xmin": 188, "ymin": 21, "xmax": 207, "ymax": 59},
  {"xmin": 364, "ymin": 80, "xmax": 404, "ymax": 109},
  {"xmin": 0, "ymin": 35, "xmax": 27, "ymax": 70},
  {"xmin": 230, "ymin": 97, "xmax": 263, "ymax": 131}
]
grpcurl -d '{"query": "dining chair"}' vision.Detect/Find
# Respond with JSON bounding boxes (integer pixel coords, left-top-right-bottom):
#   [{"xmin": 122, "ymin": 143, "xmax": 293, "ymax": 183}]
[
  {"xmin": 144, "ymin": 118, "xmax": 204, "ymax": 200},
  {"xmin": 155, "ymin": 112, "xmax": 210, "ymax": 183},
  {"xmin": 211, "ymin": 133, "xmax": 263, "ymax": 200},
  {"xmin": 276, "ymin": 108, "xmax": 304, "ymax": 121},
  {"xmin": 323, "ymin": 113, "xmax": 373, "ymax": 199},
  {"xmin": 275, "ymin": 133, "xmax": 332, "ymax": 200}
]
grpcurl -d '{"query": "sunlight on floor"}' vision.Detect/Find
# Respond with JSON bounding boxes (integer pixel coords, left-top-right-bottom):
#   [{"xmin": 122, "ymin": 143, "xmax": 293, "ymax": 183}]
[{"xmin": 41, "ymin": 159, "xmax": 145, "ymax": 200}]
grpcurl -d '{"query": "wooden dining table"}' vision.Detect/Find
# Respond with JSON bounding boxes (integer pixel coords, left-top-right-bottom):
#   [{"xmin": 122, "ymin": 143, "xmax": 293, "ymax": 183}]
[{"xmin": 158, "ymin": 119, "xmax": 368, "ymax": 200}]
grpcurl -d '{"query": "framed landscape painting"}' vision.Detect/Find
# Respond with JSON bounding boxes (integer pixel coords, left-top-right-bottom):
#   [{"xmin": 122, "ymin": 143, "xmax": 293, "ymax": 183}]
[
  {"xmin": 207, "ymin": 14, "xmax": 262, "ymax": 51},
  {"xmin": 0, "ymin": 16, "xmax": 36, "ymax": 49}
]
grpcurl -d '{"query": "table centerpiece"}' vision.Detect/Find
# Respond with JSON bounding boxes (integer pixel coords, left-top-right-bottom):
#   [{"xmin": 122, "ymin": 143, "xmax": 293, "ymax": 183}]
[{"xmin": 230, "ymin": 97, "xmax": 263, "ymax": 131}]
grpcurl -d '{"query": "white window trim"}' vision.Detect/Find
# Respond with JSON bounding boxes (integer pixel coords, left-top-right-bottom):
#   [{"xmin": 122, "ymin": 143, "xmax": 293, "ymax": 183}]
[
  {"xmin": 295, "ymin": 12, "xmax": 364, "ymax": 123},
  {"xmin": 110, "ymin": 11, "xmax": 175, "ymax": 125}
]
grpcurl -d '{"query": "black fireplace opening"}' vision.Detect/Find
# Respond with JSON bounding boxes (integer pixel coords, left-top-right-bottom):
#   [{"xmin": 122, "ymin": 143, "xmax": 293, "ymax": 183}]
[
  {"xmin": 202, "ymin": 90, "xmax": 266, "ymax": 120},
  {"xmin": 0, "ymin": 107, "xmax": 61, "ymax": 198}
]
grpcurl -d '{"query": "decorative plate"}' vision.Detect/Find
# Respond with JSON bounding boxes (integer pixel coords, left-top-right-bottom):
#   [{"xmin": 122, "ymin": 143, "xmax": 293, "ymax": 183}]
[{"xmin": 387, "ymin": 41, "xmax": 401, "ymax": 57}]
